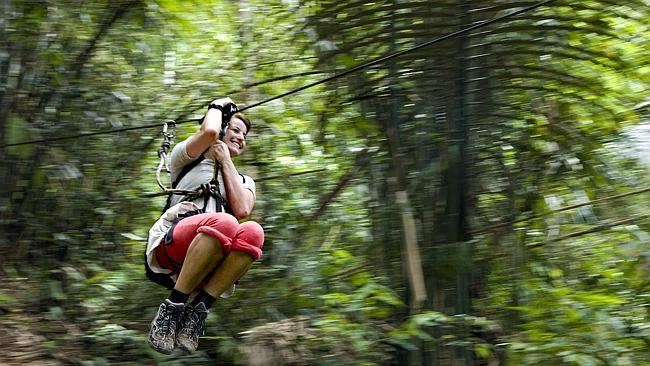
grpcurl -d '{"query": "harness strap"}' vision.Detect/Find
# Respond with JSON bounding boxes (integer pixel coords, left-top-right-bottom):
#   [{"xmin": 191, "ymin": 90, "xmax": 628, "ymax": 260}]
[
  {"xmin": 172, "ymin": 155, "xmax": 206, "ymax": 188},
  {"xmin": 162, "ymin": 220, "xmax": 184, "ymax": 274},
  {"xmin": 163, "ymin": 154, "xmax": 245, "ymax": 214}
]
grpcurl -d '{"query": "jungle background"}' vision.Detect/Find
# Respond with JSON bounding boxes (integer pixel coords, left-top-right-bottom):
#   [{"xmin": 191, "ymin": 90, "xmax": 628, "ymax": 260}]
[{"xmin": 1, "ymin": 0, "xmax": 649, "ymax": 365}]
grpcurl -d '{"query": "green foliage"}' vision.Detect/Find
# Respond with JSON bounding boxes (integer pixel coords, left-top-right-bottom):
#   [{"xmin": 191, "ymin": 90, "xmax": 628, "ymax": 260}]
[
  {"xmin": 303, "ymin": 0, "xmax": 650, "ymax": 364},
  {"xmin": 501, "ymin": 232, "xmax": 650, "ymax": 365},
  {"xmin": 389, "ymin": 311, "xmax": 497, "ymax": 362},
  {"xmin": 236, "ymin": 270, "xmax": 405, "ymax": 365}
]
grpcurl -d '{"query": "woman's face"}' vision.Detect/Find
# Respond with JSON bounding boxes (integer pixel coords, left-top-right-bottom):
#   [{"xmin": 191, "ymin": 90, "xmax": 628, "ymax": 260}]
[{"xmin": 223, "ymin": 117, "xmax": 248, "ymax": 156}]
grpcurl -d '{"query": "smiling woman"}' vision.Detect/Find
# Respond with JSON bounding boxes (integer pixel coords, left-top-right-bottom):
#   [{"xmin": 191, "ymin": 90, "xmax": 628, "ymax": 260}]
[{"xmin": 144, "ymin": 97, "xmax": 264, "ymax": 355}]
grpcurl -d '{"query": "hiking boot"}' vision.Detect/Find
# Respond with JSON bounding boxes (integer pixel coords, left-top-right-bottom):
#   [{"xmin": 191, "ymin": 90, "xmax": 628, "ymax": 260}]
[
  {"xmin": 175, "ymin": 301, "xmax": 209, "ymax": 353},
  {"xmin": 148, "ymin": 299, "xmax": 184, "ymax": 354}
]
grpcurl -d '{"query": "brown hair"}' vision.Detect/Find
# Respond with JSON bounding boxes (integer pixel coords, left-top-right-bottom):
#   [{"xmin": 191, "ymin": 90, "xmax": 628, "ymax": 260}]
[{"xmin": 233, "ymin": 112, "xmax": 251, "ymax": 134}]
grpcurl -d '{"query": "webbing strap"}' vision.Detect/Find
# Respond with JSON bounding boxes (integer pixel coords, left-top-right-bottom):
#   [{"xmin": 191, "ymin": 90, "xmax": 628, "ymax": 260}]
[
  {"xmin": 162, "ymin": 220, "xmax": 184, "ymax": 274},
  {"xmin": 172, "ymin": 155, "xmax": 206, "ymax": 188}
]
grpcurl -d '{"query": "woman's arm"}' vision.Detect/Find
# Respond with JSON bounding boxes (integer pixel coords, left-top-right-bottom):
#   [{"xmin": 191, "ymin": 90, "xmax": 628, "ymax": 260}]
[
  {"xmin": 185, "ymin": 98, "xmax": 233, "ymax": 158},
  {"xmin": 220, "ymin": 157, "xmax": 254, "ymax": 219},
  {"xmin": 205, "ymin": 140, "xmax": 254, "ymax": 219}
]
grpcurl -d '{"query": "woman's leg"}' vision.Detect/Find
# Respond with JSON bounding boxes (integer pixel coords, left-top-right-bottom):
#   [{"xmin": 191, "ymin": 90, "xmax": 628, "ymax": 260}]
[
  {"xmin": 149, "ymin": 212, "xmax": 240, "ymax": 354},
  {"xmin": 174, "ymin": 233, "xmax": 224, "ymax": 293},
  {"xmin": 201, "ymin": 221, "xmax": 265, "ymax": 297}
]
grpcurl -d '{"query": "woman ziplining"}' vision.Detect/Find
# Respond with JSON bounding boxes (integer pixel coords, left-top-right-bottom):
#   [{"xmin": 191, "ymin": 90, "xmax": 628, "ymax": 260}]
[{"xmin": 145, "ymin": 97, "xmax": 264, "ymax": 354}]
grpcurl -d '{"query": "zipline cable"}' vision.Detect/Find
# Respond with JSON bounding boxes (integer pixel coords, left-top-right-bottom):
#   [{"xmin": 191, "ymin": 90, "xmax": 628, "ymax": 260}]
[
  {"xmin": 532, "ymin": 212, "xmax": 650, "ymax": 247},
  {"xmin": 1, "ymin": 122, "xmax": 163, "ymax": 148},
  {"xmin": 237, "ymin": 0, "xmax": 558, "ymax": 112},
  {"xmin": 0, "ymin": 0, "xmax": 557, "ymax": 149},
  {"xmin": 471, "ymin": 186, "xmax": 650, "ymax": 235}
]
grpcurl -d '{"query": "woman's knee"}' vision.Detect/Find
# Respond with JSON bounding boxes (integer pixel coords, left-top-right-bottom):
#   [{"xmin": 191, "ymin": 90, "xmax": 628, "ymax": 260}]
[
  {"xmin": 230, "ymin": 221, "xmax": 265, "ymax": 261},
  {"xmin": 195, "ymin": 213, "xmax": 240, "ymax": 247},
  {"xmin": 199, "ymin": 212, "xmax": 239, "ymax": 232},
  {"xmin": 238, "ymin": 221, "xmax": 265, "ymax": 247}
]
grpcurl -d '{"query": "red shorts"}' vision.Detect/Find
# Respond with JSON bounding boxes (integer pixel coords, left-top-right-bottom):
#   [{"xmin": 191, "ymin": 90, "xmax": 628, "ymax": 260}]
[{"xmin": 155, "ymin": 212, "xmax": 264, "ymax": 271}]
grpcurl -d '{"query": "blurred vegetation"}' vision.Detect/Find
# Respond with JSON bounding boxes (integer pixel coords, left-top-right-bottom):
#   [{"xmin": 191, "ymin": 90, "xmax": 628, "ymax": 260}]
[{"xmin": 0, "ymin": 0, "xmax": 648, "ymax": 365}]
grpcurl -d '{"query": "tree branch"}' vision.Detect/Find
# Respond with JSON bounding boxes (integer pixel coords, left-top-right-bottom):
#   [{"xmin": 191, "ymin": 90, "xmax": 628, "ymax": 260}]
[{"xmin": 72, "ymin": 0, "xmax": 141, "ymax": 80}]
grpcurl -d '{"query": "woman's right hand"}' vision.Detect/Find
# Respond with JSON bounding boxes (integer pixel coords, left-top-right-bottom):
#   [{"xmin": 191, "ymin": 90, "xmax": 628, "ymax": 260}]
[
  {"xmin": 201, "ymin": 97, "xmax": 233, "ymax": 132},
  {"xmin": 190, "ymin": 97, "xmax": 235, "ymax": 158},
  {"xmin": 208, "ymin": 97, "xmax": 234, "ymax": 110}
]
